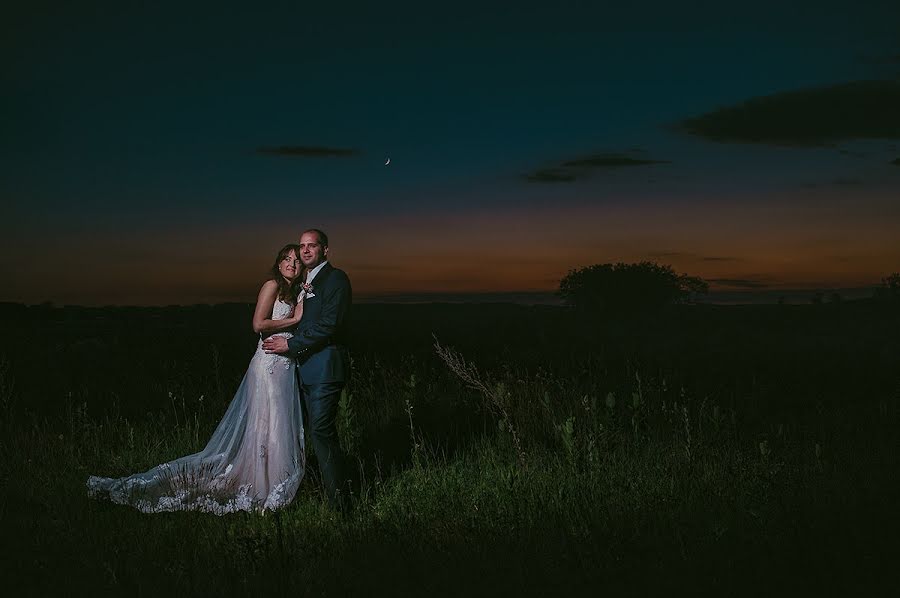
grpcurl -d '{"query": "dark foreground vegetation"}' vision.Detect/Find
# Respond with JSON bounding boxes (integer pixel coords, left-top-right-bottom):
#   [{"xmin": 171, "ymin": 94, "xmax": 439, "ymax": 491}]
[{"xmin": 1, "ymin": 300, "xmax": 898, "ymax": 596}]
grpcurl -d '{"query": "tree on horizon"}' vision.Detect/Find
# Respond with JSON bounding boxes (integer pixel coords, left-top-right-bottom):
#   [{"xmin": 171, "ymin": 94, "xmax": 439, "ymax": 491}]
[
  {"xmin": 875, "ymin": 272, "xmax": 900, "ymax": 301},
  {"xmin": 558, "ymin": 261, "xmax": 708, "ymax": 314}
]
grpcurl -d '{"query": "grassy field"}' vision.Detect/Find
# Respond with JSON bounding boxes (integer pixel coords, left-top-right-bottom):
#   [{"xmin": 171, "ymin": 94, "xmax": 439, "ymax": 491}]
[{"xmin": 1, "ymin": 301, "xmax": 898, "ymax": 596}]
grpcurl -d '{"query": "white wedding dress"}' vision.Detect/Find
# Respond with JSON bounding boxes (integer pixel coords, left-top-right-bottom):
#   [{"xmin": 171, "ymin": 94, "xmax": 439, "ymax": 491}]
[{"xmin": 87, "ymin": 299, "xmax": 305, "ymax": 515}]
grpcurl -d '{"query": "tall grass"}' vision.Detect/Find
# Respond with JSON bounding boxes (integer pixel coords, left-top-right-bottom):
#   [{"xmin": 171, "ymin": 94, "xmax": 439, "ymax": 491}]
[{"xmin": 1, "ymin": 304, "xmax": 898, "ymax": 596}]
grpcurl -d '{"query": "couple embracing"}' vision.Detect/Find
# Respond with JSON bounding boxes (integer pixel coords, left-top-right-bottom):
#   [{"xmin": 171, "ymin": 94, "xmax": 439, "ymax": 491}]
[{"xmin": 87, "ymin": 229, "xmax": 352, "ymax": 514}]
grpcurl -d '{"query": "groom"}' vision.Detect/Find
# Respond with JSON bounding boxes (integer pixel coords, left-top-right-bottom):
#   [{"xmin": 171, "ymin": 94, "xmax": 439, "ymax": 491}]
[{"xmin": 263, "ymin": 228, "xmax": 352, "ymax": 510}]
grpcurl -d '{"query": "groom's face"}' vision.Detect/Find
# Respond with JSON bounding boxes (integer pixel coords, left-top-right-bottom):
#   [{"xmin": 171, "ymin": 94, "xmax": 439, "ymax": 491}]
[{"xmin": 298, "ymin": 232, "xmax": 327, "ymax": 269}]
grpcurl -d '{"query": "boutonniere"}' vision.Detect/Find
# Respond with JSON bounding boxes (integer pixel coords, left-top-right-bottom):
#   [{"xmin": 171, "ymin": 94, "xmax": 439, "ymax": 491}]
[{"xmin": 302, "ymin": 282, "xmax": 315, "ymax": 298}]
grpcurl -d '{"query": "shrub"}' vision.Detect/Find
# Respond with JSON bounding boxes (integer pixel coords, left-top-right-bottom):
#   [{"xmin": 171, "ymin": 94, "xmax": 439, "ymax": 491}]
[{"xmin": 558, "ymin": 261, "xmax": 708, "ymax": 313}]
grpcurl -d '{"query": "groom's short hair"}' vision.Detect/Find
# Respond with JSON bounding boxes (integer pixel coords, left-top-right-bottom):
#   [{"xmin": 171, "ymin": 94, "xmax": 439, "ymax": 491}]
[{"xmin": 302, "ymin": 228, "xmax": 329, "ymax": 247}]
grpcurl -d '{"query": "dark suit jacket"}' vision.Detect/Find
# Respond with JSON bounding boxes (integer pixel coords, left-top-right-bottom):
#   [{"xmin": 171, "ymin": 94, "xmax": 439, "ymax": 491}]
[{"xmin": 286, "ymin": 262, "xmax": 351, "ymax": 385}]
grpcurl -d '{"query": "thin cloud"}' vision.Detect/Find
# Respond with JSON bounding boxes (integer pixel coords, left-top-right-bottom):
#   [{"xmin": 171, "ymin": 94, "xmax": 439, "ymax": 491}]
[
  {"xmin": 525, "ymin": 168, "xmax": 578, "ymax": 183},
  {"xmin": 701, "ymin": 256, "xmax": 741, "ymax": 262},
  {"xmin": 645, "ymin": 251, "xmax": 741, "ymax": 263},
  {"xmin": 837, "ymin": 149, "xmax": 867, "ymax": 158},
  {"xmin": 524, "ymin": 151, "xmax": 670, "ymax": 184},
  {"xmin": 679, "ymin": 80, "xmax": 900, "ymax": 146},
  {"xmin": 256, "ymin": 146, "xmax": 361, "ymax": 157},
  {"xmin": 832, "ymin": 178, "xmax": 864, "ymax": 186},
  {"xmin": 560, "ymin": 154, "xmax": 670, "ymax": 168},
  {"xmin": 709, "ymin": 278, "xmax": 770, "ymax": 289}
]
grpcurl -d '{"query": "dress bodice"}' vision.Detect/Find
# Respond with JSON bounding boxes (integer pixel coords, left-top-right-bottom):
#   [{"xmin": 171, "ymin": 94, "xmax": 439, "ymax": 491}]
[
  {"xmin": 256, "ymin": 299, "xmax": 296, "ymax": 373},
  {"xmin": 265, "ymin": 299, "xmax": 295, "ymax": 340},
  {"xmin": 271, "ymin": 298, "xmax": 294, "ymax": 322}
]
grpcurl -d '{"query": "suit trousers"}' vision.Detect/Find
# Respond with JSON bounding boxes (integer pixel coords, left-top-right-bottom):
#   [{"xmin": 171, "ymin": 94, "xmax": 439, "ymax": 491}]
[{"xmin": 301, "ymin": 380, "xmax": 349, "ymax": 509}]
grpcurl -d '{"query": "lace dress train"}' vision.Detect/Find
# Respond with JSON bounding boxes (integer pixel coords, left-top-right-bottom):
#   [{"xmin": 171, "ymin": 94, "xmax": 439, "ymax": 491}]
[{"xmin": 87, "ymin": 300, "xmax": 305, "ymax": 514}]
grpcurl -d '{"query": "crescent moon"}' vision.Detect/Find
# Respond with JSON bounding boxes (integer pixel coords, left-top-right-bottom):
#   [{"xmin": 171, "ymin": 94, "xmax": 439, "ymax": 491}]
[{"xmin": 384, "ymin": 158, "xmax": 391, "ymax": 166}]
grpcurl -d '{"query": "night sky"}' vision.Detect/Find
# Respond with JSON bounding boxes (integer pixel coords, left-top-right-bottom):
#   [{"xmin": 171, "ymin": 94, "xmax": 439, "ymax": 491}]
[{"xmin": 3, "ymin": 0, "xmax": 899, "ymax": 305}]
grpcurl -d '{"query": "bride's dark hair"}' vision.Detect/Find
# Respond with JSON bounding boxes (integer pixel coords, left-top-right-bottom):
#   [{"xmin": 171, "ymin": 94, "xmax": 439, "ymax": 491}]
[{"xmin": 270, "ymin": 244, "xmax": 305, "ymax": 304}]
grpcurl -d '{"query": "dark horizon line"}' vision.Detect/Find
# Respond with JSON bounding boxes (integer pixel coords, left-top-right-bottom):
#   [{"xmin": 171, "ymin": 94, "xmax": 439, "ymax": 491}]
[{"xmin": 0, "ymin": 285, "xmax": 883, "ymax": 309}]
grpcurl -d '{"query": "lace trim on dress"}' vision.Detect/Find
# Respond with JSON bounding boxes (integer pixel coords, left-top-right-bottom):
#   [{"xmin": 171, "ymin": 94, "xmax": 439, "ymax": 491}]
[{"xmin": 86, "ymin": 463, "xmax": 304, "ymax": 515}]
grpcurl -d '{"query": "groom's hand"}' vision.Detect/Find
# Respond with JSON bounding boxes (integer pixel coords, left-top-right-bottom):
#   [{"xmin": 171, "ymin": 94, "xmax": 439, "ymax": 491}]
[{"xmin": 262, "ymin": 336, "xmax": 290, "ymax": 354}]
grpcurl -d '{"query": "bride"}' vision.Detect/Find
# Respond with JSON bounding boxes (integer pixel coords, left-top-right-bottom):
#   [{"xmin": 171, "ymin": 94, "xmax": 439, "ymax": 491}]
[{"xmin": 87, "ymin": 245, "xmax": 307, "ymax": 514}]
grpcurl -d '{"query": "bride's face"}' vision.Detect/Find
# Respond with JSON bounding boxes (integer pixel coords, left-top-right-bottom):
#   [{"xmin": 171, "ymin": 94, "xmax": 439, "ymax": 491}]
[{"xmin": 278, "ymin": 250, "xmax": 300, "ymax": 282}]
